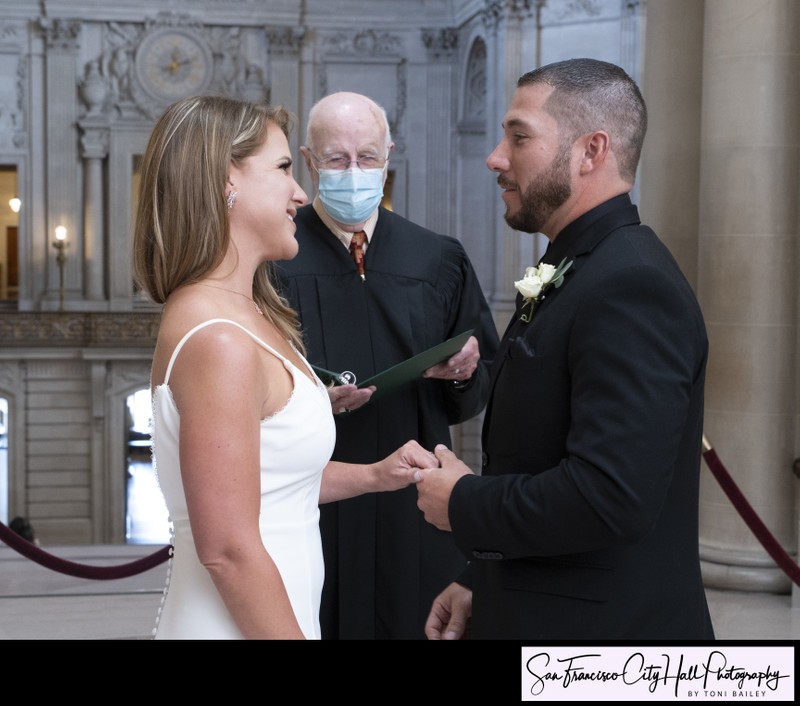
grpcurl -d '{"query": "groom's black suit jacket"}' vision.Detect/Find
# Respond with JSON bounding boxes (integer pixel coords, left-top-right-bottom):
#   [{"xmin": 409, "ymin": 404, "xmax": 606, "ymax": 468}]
[{"xmin": 450, "ymin": 194, "xmax": 715, "ymax": 640}]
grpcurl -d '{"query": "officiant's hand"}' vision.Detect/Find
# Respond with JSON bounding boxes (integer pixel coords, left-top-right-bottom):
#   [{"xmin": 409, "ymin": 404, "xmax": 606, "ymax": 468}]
[
  {"xmin": 414, "ymin": 444, "xmax": 474, "ymax": 531},
  {"xmin": 328, "ymin": 384, "xmax": 374, "ymax": 415},
  {"xmin": 423, "ymin": 335, "xmax": 480, "ymax": 384}
]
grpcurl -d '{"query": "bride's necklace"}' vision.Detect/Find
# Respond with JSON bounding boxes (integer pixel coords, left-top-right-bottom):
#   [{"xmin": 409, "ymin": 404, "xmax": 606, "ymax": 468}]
[{"xmin": 198, "ymin": 283, "xmax": 263, "ymax": 316}]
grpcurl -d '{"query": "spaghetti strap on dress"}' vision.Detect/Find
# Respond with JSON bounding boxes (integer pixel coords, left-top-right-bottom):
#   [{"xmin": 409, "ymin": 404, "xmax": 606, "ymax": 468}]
[{"xmin": 151, "ymin": 319, "xmax": 336, "ymax": 639}]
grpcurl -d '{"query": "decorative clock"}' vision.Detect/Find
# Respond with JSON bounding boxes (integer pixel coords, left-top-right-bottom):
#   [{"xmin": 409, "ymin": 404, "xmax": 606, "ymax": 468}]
[{"xmin": 135, "ymin": 27, "xmax": 213, "ymax": 103}]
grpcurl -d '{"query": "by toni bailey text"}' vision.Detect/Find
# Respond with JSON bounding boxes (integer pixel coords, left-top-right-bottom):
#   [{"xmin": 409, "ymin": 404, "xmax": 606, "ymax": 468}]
[{"xmin": 521, "ymin": 647, "xmax": 793, "ymax": 701}]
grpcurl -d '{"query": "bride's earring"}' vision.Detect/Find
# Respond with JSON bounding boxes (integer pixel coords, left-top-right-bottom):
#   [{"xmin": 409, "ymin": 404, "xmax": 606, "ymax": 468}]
[{"xmin": 227, "ymin": 191, "xmax": 238, "ymax": 210}]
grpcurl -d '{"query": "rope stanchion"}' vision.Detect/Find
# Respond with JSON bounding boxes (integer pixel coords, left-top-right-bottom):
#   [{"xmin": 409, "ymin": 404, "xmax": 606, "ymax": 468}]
[
  {"xmin": 701, "ymin": 434, "xmax": 800, "ymax": 588},
  {"xmin": 0, "ymin": 520, "xmax": 171, "ymax": 580}
]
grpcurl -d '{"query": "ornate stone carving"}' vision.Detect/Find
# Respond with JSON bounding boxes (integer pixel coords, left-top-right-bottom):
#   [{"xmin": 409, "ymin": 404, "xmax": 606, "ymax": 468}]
[
  {"xmin": 241, "ymin": 64, "xmax": 269, "ymax": 103},
  {"xmin": 421, "ymin": 28, "xmax": 458, "ymax": 60},
  {"xmin": 541, "ymin": 0, "xmax": 604, "ymax": 22},
  {"xmin": 484, "ymin": 0, "xmax": 538, "ymax": 28},
  {"xmin": 0, "ymin": 21, "xmax": 21, "ymax": 42},
  {"xmin": 0, "ymin": 313, "xmax": 160, "ymax": 348},
  {"xmin": 266, "ymin": 26, "xmax": 305, "ymax": 57},
  {"xmin": 40, "ymin": 18, "xmax": 81, "ymax": 51},
  {"xmin": 78, "ymin": 126, "xmax": 110, "ymax": 160},
  {"xmin": 0, "ymin": 17, "xmax": 26, "ymax": 148},
  {"xmin": 0, "ymin": 97, "xmax": 22, "ymax": 150},
  {"xmin": 463, "ymin": 39, "xmax": 487, "ymax": 124},
  {"xmin": 0, "ymin": 361, "xmax": 21, "ymax": 390},
  {"xmin": 96, "ymin": 14, "xmax": 250, "ymax": 121},
  {"xmin": 208, "ymin": 25, "xmax": 244, "ymax": 88},
  {"xmin": 321, "ymin": 30, "xmax": 403, "ymax": 56},
  {"xmin": 109, "ymin": 47, "xmax": 132, "ymax": 102},
  {"xmin": 79, "ymin": 60, "xmax": 109, "ymax": 117},
  {"xmin": 12, "ymin": 55, "xmax": 27, "ymax": 148}
]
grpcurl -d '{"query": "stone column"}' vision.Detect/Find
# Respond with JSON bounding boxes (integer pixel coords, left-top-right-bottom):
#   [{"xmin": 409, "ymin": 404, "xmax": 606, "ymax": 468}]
[
  {"xmin": 79, "ymin": 124, "xmax": 109, "ymax": 303},
  {"xmin": 639, "ymin": 0, "xmax": 704, "ymax": 289},
  {"xmin": 422, "ymin": 28, "xmax": 458, "ymax": 237},
  {"xmin": 41, "ymin": 18, "xmax": 81, "ymax": 310},
  {"xmin": 483, "ymin": 1, "xmax": 539, "ymax": 326},
  {"xmin": 697, "ymin": 0, "xmax": 800, "ymax": 593},
  {"xmin": 266, "ymin": 27, "xmax": 305, "ymax": 164}
]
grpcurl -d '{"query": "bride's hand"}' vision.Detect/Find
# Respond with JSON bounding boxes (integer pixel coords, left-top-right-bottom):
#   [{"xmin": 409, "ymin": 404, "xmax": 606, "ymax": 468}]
[{"xmin": 371, "ymin": 440, "xmax": 439, "ymax": 492}]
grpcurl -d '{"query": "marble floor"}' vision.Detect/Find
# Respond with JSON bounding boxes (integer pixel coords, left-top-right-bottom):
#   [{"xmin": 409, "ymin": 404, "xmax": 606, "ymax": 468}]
[{"xmin": 0, "ymin": 541, "xmax": 798, "ymax": 640}]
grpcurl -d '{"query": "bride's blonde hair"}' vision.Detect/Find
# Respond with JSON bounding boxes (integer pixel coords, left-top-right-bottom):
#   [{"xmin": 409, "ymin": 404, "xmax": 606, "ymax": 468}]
[{"xmin": 132, "ymin": 94, "xmax": 304, "ymax": 353}]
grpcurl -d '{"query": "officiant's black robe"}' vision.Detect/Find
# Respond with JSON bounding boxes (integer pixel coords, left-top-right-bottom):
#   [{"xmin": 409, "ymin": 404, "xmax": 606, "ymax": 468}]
[{"xmin": 274, "ymin": 204, "xmax": 499, "ymax": 639}]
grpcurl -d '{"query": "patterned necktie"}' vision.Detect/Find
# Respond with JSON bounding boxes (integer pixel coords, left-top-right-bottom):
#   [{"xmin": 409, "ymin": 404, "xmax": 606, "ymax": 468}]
[{"xmin": 349, "ymin": 231, "xmax": 367, "ymax": 281}]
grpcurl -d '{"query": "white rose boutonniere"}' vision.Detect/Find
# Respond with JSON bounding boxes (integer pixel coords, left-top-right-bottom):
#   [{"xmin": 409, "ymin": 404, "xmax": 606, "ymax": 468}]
[{"xmin": 513, "ymin": 257, "xmax": 573, "ymax": 323}]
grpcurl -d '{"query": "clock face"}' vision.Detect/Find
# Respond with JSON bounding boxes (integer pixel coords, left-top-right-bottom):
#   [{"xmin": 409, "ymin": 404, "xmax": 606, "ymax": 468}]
[{"xmin": 135, "ymin": 28, "xmax": 212, "ymax": 103}]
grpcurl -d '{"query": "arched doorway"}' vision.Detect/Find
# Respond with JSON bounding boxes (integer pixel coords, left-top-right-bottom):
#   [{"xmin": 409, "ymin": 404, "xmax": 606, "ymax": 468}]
[{"xmin": 125, "ymin": 388, "xmax": 170, "ymax": 544}]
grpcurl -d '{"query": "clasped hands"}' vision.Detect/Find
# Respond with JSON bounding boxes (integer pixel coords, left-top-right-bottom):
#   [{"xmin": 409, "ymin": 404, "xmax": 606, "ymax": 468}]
[{"xmin": 387, "ymin": 441, "xmax": 474, "ymax": 532}]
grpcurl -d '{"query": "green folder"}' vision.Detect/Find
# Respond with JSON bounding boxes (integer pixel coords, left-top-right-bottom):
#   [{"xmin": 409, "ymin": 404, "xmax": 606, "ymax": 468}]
[{"xmin": 312, "ymin": 329, "xmax": 474, "ymax": 402}]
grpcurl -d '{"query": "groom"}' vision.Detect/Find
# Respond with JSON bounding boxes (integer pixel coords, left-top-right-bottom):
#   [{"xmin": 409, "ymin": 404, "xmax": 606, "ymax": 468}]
[{"xmin": 415, "ymin": 58, "xmax": 714, "ymax": 641}]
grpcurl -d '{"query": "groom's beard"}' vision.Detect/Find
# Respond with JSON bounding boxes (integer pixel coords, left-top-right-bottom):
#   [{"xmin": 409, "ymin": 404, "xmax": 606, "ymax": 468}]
[{"xmin": 505, "ymin": 144, "xmax": 572, "ymax": 234}]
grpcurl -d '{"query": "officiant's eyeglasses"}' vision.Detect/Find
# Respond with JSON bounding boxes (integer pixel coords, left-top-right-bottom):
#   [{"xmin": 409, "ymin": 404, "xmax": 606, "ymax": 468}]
[{"xmin": 309, "ymin": 151, "xmax": 389, "ymax": 171}]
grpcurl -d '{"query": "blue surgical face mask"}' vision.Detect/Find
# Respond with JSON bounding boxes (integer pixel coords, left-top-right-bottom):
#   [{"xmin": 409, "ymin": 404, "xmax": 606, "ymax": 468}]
[{"xmin": 317, "ymin": 167, "xmax": 385, "ymax": 225}]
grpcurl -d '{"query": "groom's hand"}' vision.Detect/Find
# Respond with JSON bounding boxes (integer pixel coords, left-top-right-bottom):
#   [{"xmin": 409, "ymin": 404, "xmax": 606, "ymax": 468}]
[{"xmin": 414, "ymin": 444, "xmax": 473, "ymax": 531}]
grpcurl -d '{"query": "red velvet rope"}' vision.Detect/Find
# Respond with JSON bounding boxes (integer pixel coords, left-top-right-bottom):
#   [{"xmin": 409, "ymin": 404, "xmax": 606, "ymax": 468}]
[
  {"xmin": 702, "ymin": 438, "xmax": 800, "ymax": 587},
  {"xmin": 1, "ymin": 439, "xmax": 796, "ymax": 587},
  {"xmin": 0, "ymin": 520, "xmax": 171, "ymax": 580}
]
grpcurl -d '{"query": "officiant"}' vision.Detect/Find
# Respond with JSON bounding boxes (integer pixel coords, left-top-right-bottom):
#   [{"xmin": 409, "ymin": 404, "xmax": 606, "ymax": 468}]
[{"xmin": 274, "ymin": 91, "xmax": 499, "ymax": 640}]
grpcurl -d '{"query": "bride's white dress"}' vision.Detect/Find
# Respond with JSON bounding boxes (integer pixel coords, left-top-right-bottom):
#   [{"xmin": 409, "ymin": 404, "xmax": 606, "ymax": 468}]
[{"xmin": 150, "ymin": 318, "xmax": 335, "ymax": 639}]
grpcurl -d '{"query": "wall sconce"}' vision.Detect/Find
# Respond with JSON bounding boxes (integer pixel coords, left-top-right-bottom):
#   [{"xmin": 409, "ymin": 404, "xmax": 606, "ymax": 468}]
[
  {"xmin": 9, "ymin": 197, "xmax": 21, "ymax": 214},
  {"xmin": 53, "ymin": 225, "xmax": 68, "ymax": 312}
]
